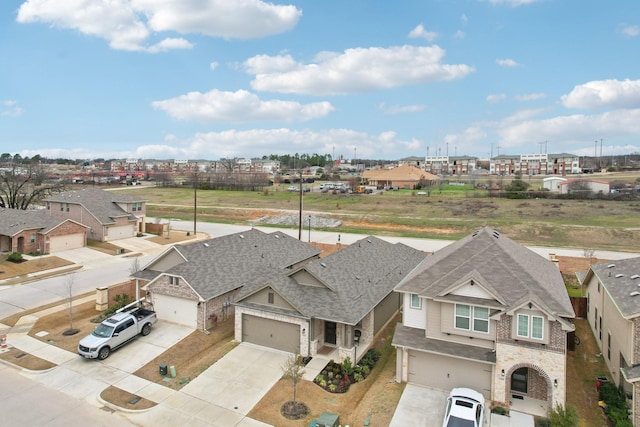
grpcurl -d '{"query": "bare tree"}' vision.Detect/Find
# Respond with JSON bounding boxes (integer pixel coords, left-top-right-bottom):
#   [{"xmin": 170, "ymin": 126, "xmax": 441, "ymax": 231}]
[
  {"xmin": 0, "ymin": 164, "xmax": 65, "ymax": 209},
  {"xmin": 282, "ymin": 353, "xmax": 305, "ymax": 403},
  {"xmin": 63, "ymin": 274, "xmax": 79, "ymax": 335}
]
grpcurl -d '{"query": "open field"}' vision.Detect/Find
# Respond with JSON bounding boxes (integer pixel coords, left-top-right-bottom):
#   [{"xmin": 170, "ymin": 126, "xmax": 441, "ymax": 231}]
[{"xmin": 118, "ymin": 178, "xmax": 640, "ymax": 252}]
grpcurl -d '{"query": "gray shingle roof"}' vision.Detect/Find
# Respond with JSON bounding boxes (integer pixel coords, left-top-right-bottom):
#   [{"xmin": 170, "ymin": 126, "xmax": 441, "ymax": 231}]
[
  {"xmin": 395, "ymin": 227, "xmax": 574, "ymax": 318},
  {"xmin": 0, "ymin": 208, "xmax": 84, "ymax": 236},
  {"xmin": 45, "ymin": 188, "xmax": 142, "ymax": 224},
  {"xmin": 153, "ymin": 229, "xmax": 321, "ymax": 300},
  {"xmin": 590, "ymin": 257, "xmax": 640, "ymax": 318},
  {"xmin": 237, "ymin": 236, "xmax": 428, "ymax": 325}
]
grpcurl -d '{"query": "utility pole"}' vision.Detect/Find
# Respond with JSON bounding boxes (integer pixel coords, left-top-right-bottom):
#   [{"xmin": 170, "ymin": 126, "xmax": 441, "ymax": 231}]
[{"xmin": 298, "ymin": 168, "xmax": 303, "ymax": 240}]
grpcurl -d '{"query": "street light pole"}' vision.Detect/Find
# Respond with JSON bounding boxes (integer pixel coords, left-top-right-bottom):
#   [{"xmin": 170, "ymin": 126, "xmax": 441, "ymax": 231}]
[{"xmin": 308, "ymin": 215, "xmax": 311, "ymax": 242}]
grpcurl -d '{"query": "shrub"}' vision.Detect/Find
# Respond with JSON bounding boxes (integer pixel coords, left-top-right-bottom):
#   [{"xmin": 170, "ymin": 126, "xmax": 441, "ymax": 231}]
[
  {"xmin": 341, "ymin": 357, "xmax": 354, "ymax": 376},
  {"xmin": 549, "ymin": 404, "xmax": 578, "ymax": 427},
  {"xmin": 7, "ymin": 252, "xmax": 23, "ymax": 263},
  {"xmin": 492, "ymin": 406, "xmax": 506, "ymax": 415},
  {"xmin": 353, "ymin": 373, "xmax": 363, "ymax": 382},
  {"xmin": 328, "ymin": 384, "xmax": 336, "ymax": 392}
]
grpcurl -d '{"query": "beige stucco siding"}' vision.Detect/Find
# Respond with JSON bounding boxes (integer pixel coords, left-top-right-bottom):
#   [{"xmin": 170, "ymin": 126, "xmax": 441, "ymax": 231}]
[
  {"xmin": 429, "ymin": 300, "xmax": 495, "ymax": 349},
  {"xmin": 243, "ymin": 287, "xmax": 297, "ymax": 311}
]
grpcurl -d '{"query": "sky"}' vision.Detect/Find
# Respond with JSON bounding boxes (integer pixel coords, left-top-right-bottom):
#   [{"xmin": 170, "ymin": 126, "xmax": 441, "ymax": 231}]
[{"xmin": 1, "ymin": 0, "xmax": 639, "ymax": 162}]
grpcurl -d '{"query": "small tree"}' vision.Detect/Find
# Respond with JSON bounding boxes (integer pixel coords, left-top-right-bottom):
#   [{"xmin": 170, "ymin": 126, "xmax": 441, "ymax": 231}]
[
  {"xmin": 504, "ymin": 174, "xmax": 530, "ymax": 199},
  {"xmin": 282, "ymin": 354, "xmax": 305, "ymax": 403},
  {"xmin": 63, "ymin": 274, "xmax": 79, "ymax": 335}
]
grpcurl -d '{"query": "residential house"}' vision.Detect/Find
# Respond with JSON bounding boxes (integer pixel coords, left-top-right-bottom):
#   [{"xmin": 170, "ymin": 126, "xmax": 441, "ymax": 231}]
[
  {"xmin": 44, "ymin": 188, "xmax": 146, "ymax": 241},
  {"xmin": 134, "ymin": 229, "xmax": 322, "ymax": 330},
  {"xmin": 234, "ymin": 236, "xmax": 427, "ymax": 362},
  {"xmin": 0, "ymin": 208, "xmax": 88, "ymax": 254},
  {"xmin": 362, "ymin": 164, "xmax": 438, "ymax": 189},
  {"xmin": 582, "ymin": 258, "xmax": 640, "ymax": 426},
  {"xmin": 393, "ymin": 227, "xmax": 575, "ymax": 416}
]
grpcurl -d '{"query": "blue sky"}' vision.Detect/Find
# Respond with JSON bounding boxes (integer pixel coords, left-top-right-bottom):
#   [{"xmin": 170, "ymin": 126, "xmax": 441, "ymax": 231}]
[{"xmin": 1, "ymin": 0, "xmax": 639, "ymax": 161}]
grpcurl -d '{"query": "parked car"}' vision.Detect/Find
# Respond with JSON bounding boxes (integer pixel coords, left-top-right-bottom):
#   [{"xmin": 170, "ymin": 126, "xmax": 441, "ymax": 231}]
[
  {"xmin": 287, "ymin": 185, "xmax": 299, "ymax": 192},
  {"xmin": 442, "ymin": 388, "xmax": 485, "ymax": 427},
  {"xmin": 78, "ymin": 306, "xmax": 157, "ymax": 360}
]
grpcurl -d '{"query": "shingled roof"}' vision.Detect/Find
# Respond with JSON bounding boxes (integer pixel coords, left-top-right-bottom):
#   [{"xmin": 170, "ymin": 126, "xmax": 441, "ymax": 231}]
[
  {"xmin": 0, "ymin": 208, "xmax": 86, "ymax": 236},
  {"xmin": 236, "ymin": 236, "xmax": 428, "ymax": 325},
  {"xmin": 142, "ymin": 229, "xmax": 322, "ymax": 301},
  {"xmin": 45, "ymin": 188, "xmax": 142, "ymax": 224},
  {"xmin": 586, "ymin": 257, "xmax": 640, "ymax": 319},
  {"xmin": 395, "ymin": 227, "xmax": 574, "ymax": 319}
]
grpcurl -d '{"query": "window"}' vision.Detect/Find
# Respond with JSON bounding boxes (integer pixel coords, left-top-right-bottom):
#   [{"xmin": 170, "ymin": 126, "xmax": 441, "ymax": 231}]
[
  {"xmin": 60, "ymin": 203, "xmax": 64, "ymax": 211},
  {"xmin": 169, "ymin": 276, "xmax": 179, "ymax": 286},
  {"xmin": 473, "ymin": 307, "xmax": 489, "ymax": 333},
  {"xmin": 30, "ymin": 234, "xmax": 36, "ymax": 243},
  {"xmin": 517, "ymin": 314, "xmax": 544, "ymax": 340},
  {"xmin": 455, "ymin": 304, "xmax": 489, "ymax": 333},
  {"xmin": 46, "ymin": 202, "xmax": 50, "ymax": 210},
  {"xmin": 66, "ymin": 203, "xmax": 70, "ymax": 212},
  {"xmin": 587, "ymin": 293, "xmax": 590, "ymax": 314},
  {"xmin": 455, "ymin": 304, "xmax": 470, "ymax": 330},
  {"xmin": 131, "ymin": 202, "xmax": 142, "ymax": 212},
  {"xmin": 268, "ymin": 292, "xmax": 274, "ymax": 304},
  {"xmin": 597, "ymin": 281, "xmax": 600, "ymax": 293},
  {"xmin": 607, "ymin": 332, "xmax": 611, "ymax": 360},
  {"xmin": 410, "ymin": 294, "xmax": 421, "ymax": 309},
  {"xmin": 595, "ymin": 307, "xmax": 598, "ymax": 330}
]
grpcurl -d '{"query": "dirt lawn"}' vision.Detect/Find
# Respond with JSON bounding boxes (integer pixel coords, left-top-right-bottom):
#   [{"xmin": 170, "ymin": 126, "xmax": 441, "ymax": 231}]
[{"xmin": 0, "ymin": 255, "xmax": 76, "ymax": 284}]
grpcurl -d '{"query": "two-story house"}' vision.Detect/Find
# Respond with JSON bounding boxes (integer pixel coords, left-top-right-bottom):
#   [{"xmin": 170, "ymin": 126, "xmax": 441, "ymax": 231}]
[
  {"xmin": 45, "ymin": 188, "xmax": 146, "ymax": 242},
  {"xmin": 582, "ymin": 257, "xmax": 640, "ymax": 426},
  {"xmin": 393, "ymin": 227, "xmax": 575, "ymax": 416}
]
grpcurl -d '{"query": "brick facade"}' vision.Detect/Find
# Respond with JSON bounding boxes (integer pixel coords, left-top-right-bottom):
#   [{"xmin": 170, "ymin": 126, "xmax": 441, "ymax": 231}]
[{"xmin": 5, "ymin": 220, "xmax": 86, "ymax": 255}]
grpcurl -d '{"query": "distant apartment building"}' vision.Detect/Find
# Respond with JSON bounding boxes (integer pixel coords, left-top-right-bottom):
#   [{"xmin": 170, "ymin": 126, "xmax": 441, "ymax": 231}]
[
  {"xmin": 490, "ymin": 153, "xmax": 580, "ymax": 176},
  {"xmin": 424, "ymin": 155, "xmax": 478, "ymax": 175}
]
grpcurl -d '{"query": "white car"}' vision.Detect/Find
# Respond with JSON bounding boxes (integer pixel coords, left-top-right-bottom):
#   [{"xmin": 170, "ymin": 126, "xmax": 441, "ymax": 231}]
[
  {"xmin": 287, "ymin": 185, "xmax": 299, "ymax": 192},
  {"xmin": 442, "ymin": 388, "xmax": 485, "ymax": 427}
]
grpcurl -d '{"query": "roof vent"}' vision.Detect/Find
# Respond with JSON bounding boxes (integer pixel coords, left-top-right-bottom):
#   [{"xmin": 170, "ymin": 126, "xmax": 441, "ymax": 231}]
[
  {"xmin": 203, "ymin": 243, "xmax": 209, "ymax": 247},
  {"xmin": 615, "ymin": 274, "xmax": 624, "ymax": 278},
  {"xmin": 631, "ymin": 274, "xmax": 640, "ymax": 280},
  {"xmin": 274, "ymin": 234, "xmax": 280, "ymax": 238},
  {"xmin": 492, "ymin": 231, "xmax": 500, "ymax": 238},
  {"xmin": 239, "ymin": 234, "xmax": 244, "ymax": 239},
  {"xmin": 320, "ymin": 262, "xmax": 327, "ymax": 268},
  {"xmin": 367, "ymin": 239, "xmax": 372, "ymax": 243},
  {"xmin": 630, "ymin": 291, "xmax": 640, "ymax": 297},
  {"xmin": 607, "ymin": 264, "xmax": 615, "ymax": 268}
]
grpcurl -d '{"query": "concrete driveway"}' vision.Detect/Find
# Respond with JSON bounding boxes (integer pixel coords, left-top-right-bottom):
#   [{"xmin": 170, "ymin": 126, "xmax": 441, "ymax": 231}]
[
  {"xmin": 124, "ymin": 342, "xmax": 290, "ymax": 427},
  {"xmin": 389, "ymin": 384, "xmax": 448, "ymax": 427}
]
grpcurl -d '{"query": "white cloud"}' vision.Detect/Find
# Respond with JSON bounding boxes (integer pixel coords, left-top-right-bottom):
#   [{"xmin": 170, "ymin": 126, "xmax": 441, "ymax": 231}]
[
  {"xmin": 132, "ymin": 128, "xmax": 423, "ymax": 159},
  {"xmin": 496, "ymin": 58, "xmax": 520, "ymax": 67},
  {"xmin": 515, "ymin": 93, "xmax": 546, "ymax": 101},
  {"xmin": 408, "ymin": 24, "xmax": 439, "ymax": 42},
  {"xmin": 209, "ymin": 62, "xmax": 219, "ymax": 71},
  {"xmin": 444, "ymin": 127, "xmax": 487, "ymax": 145},
  {"xmin": 561, "ymin": 79, "xmax": 640, "ymax": 110},
  {"xmin": 0, "ymin": 100, "xmax": 24, "ymax": 117},
  {"xmin": 454, "ymin": 30, "xmax": 466, "ymax": 39},
  {"xmin": 152, "ymin": 89, "xmax": 335, "ymax": 123},
  {"xmin": 620, "ymin": 24, "xmax": 639, "ymax": 37},
  {"xmin": 16, "ymin": 0, "xmax": 301, "ymax": 52},
  {"xmin": 486, "ymin": 93, "xmax": 507, "ymax": 103},
  {"xmin": 379, "ymin": 103, "xmax": 425, "ymax": 115},
  {"xmin": 461, "ymin": 14, "xmax": 468, "ymax": 25},
  {"xmin": 497, "ymin": 109, "xmax": 640, "ymax": 148},
  {"xmin": 247, "ymin": 45, "xmax": 475, "ymax": 95}
]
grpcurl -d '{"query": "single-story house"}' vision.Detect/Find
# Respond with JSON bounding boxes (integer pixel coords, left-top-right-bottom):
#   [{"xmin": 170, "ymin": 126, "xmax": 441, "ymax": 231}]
[
  {"xmin": 362, "ymin": 164, "xmax": 438, "ymax": 189},
  {"xmin": 581, "ymin": 257, "xmax": 640, "ymax": 426},
  {"xmin": 558, "ymin": 179, "xmax": 610, "ymax": 195},
  {"xmin": 234, "ymin": 236, "xmax": 427, "ymax": 361},
  {"xmin": 0, "ymin": 208, "xmax": 88, "ymax": 254},
  {"xmin": 133, "ymin": 229, "xmax": 322, "ymax": 330},
  {"xmin": 393, "ymin": 227, "xmax": 575, "ymax": 416},
  {"xmin": 44, "ymin": 188, "xmax": 146, "ymax": 241}
]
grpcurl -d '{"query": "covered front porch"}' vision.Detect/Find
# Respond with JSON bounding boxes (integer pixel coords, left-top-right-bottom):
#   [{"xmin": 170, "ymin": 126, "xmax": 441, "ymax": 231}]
[{"xmin": 310, "ymin": 311, "xmax": 374, "ymax": 363}]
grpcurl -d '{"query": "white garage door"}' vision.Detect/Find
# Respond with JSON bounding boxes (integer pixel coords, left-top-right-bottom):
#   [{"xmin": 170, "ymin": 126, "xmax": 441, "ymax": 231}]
[
  {"xmin": 153, "ymin": 294, "xmax": 198, "ymax": 328},
  {"xmin": 408, "ymin": 350, "xmax": 492, "ymax": 398},
  {"xmin": 49, "ymin": 233, "xmax": 85, "ymax": 252},
  {"xmin": 242, "ymin": 315, "xmax": 300, "ymax": 353},
  {"xmin": 107, "ymin": 224, "xmax": 135, "ymax": 240}
]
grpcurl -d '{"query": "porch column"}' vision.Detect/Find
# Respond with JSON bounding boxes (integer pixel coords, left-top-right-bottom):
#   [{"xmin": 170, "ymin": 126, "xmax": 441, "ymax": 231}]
[{"xmin": 345, "ymin": 324, "xmax": 354, "ymax": 348}]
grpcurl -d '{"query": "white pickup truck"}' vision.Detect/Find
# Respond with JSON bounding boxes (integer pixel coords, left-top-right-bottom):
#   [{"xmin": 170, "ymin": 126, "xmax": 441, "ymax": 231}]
[{"xmin": 78, "ymin": 307, "xmax": 157, "ymax": 360}]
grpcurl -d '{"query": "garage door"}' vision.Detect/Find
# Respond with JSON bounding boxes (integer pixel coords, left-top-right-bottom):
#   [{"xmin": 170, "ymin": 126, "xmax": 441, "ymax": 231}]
[
  {"xmin": 408, "ymin": 350, "xmax": 492, "ymax": 398},
  {"xmin": 49, "ymin": 233, "xmax": 85, "ymax": 252},
  {"xmin": 242, "ymin": 315, "xmax": 300, "ymax": 353},
  {"xmin": 153, "ymin": 294, "xmax": 198, "ymax": 328},
  {"xmin": 107, "ymin": 224, "xmax": 135, "ymax": 240}
]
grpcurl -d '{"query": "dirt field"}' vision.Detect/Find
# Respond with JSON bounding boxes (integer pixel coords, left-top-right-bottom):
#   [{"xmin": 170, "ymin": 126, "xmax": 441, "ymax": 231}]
[{"xmin": 0, "ymin": 255, "xmax": 77, "ymax": 285}]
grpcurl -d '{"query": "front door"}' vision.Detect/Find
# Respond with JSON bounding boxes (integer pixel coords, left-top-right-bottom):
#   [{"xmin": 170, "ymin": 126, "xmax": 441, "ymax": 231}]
[{"xmin": 325, "ymin": 321, "xmax": 337, "ymax": 345}]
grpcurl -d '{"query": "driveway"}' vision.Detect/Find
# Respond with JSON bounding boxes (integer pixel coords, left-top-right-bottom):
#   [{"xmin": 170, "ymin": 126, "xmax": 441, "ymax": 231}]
[
  {"xmin": 389, "ymin": 384, "xmax": 447, "ymax": 427},
  {"xmin": 123, "ymin": 342, "xmax": 289, "ymax": 427}
]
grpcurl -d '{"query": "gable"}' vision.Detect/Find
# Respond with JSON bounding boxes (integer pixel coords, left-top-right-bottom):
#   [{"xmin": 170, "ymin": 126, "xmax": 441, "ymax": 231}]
[
  {"xmin": 240, "ymin": 286, "xmax": 300, "ymax": 313},
  {"xmin": 290, "ymin": 269, "xmax": 332, "ymax": 289},
  {"xmin": 450, "ymin": 282, "xmax": 495, "ymax": 300},
  {"xmin": 145, "ymin": 247, "xmax": 186, "ymax": 272}
]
